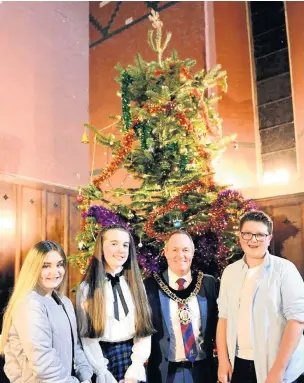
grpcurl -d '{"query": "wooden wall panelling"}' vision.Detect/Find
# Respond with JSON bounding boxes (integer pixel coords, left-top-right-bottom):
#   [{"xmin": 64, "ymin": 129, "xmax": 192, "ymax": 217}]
[
  {"xmin": 68, "ymin": 195, "xmax": 82, "ymax": 301},
  {"xmin": 257, "ymin": 192, "xmax": 304, "ymax": 277},
  {"xmin": 0, "ymin": 182, "xmax": 16, "ymax": 327},
  {"xmin": 272, "ymin": 204, "xmax": 303, "ymax": 273},
  {"xmin": 63, "ymin": 194, "xmax": 70, "ymax": 295},
  {"xmin": 0, "ymin": 173, "xmax": 82, "ymax": 304},
  {"xmin": 14, "ymin": 185, "xmax": 22, "ymax": 283},
  {"xmin": 45, "ymin": 191, "xmax": 64, "ymax": 245},
  {"xmin": 41, "ymin": 189, "xmax": 47, "ymax": 241},
  {"xmin": 63, "ymin": 194, "xmax": 69, "ymax": 256},
  {"xmin": 20, "ymin": 187, "xmax": 43, "ymax": 266}
]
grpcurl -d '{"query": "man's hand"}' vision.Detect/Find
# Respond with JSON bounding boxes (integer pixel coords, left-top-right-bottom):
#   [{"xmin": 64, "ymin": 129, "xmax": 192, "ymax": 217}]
[
  {"xmin": 119, "ymin": 379, "xmax": 137, "ymax": 383},
  {"xmin": 218, "ymin": 358, "xmax": 232, "ymax": 383},
  {"xmin": 264, "ymin": 365, "xmax": 284, "ymax": 383}
]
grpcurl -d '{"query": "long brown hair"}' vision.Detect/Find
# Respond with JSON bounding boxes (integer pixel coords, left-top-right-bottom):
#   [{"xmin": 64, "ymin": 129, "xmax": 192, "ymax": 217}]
[{"xmin": 76, "ymin": 225, "xmax": 154, "ymax": 338}]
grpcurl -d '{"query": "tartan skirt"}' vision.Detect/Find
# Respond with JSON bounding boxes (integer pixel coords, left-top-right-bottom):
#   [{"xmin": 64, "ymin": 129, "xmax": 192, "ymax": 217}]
[{"xmin": 99, "ymin": 338, "xmax": 133, "ymax": 382}]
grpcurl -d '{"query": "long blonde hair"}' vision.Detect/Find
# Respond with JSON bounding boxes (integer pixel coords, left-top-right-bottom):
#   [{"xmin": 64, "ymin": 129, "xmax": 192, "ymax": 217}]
[
  {"xmin": 77, "ymin": 225, "xmax": 154, "ymax": 338},
  {"xmin": 0, "ymin": 241, "xmax": 67, "ymax": 354}
]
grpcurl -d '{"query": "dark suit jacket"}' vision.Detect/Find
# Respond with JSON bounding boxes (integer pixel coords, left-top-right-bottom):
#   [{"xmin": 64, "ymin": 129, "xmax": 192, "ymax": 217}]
[{"xmin": 144, "ymin": 270, "xmax": 218, "ymax": 383}]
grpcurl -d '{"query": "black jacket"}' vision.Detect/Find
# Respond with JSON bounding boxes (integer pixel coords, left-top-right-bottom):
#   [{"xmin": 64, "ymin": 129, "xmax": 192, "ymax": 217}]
[{"xmin": 144, "ymin": 270, "xmax": 218, "ymax": 383}]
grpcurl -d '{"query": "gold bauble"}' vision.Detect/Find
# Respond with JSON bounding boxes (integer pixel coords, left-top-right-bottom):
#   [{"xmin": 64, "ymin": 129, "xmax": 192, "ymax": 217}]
[{"xmin": 81, "ymin": 132, "xmax": 89, "ymax": 144}]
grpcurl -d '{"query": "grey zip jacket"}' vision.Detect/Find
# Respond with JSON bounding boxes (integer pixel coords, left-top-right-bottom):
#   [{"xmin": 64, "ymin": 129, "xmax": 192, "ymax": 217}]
[{"xmin": 4, "ymin": 289, "xmax": 93, "ymax": 383}]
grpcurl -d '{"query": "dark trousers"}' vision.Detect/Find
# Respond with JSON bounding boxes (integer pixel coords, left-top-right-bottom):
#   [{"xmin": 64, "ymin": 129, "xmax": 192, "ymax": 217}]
[
  {"xmin": 231, "ymin": 357, "xmax": 300, "ymax": 383},
  {"xmin": 231, "ymin": 357, "xmax": 257, "ymax": 383},
  {"xmin": 167, "ymin": 359, "xmax": 216, "ymax": 383}
]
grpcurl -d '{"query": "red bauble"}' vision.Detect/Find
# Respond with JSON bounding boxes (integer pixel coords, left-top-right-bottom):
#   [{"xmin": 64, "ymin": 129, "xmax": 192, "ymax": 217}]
[
  {"xmin": 76, "ymin": 194, "xmax": 83, "ymax": 203},
  {"xmin": 180, "ymin": 203, "xmax": 188, "ymax": 212}
]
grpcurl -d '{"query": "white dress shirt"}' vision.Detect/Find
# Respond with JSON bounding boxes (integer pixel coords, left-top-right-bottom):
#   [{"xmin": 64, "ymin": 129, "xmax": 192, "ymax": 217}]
[{"xmin": 168, "ymin": 268, "xmax": 203, "ymax": 362}]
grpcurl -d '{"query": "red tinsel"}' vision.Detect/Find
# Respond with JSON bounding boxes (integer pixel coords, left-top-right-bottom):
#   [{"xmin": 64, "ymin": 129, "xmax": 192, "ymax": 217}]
[
  {"xmin": 93, "ymin": 127, "xmax": 135, "ymax": 190},
  {"xmin": 144, "ymin": 186, "xmax": 255, "ymax": 242},
  {"xmin": 143, "ymin": 178, "xmax": 209, "ymax": 241},
  {"xmin": 155, "ymin": 69, "xmax": 166, "ymax": 77},
  {"xmin": 175, "ymin": 111, "xmax": 194, "ymax": 132},
  {"xmin": 199, "ymin": 102, "xmax": 219, "ymax": 137},
  {"xmin": 180, "ymin": 66, "xmax": 193, "ymax": 80},
  {"xmin": 191, "ymin": 89, "xmax": 201, "ymax": 99}
]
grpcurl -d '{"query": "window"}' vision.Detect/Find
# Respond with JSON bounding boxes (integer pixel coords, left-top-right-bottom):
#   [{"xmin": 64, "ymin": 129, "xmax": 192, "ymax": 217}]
[{"xmin": 248, "ymin": 1, "xmax": 297, "ymax": 175}]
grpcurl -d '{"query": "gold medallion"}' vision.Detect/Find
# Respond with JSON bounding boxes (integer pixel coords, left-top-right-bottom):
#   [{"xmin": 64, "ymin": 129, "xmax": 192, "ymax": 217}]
[{"xmin": 178, "ymin": 305, "xmax": 192, "ymax": 324}]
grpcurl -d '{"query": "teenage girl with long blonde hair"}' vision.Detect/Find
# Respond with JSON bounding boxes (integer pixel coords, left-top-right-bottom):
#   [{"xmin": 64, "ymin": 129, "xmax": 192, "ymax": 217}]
[{"xmin": 0, "ymin": 240, "xmax": 93, "ymax": 383}]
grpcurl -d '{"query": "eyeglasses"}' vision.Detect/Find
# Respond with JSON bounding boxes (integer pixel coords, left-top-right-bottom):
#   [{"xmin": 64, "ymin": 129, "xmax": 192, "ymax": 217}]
[{"xmin": 240, "ymin": 232, "xmax": 270, "ymax": 242}]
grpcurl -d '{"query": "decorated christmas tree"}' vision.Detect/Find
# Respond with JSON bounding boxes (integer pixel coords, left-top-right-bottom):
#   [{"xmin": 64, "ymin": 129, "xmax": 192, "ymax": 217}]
[{"xmin": 72, "ymin": 10, "xmax": 255, "ymax": 277}]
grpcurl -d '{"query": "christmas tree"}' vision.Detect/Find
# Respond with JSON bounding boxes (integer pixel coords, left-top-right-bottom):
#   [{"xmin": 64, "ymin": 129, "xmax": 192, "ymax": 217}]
[{"xmin": 72, "ymin": 10, "xmax": 255, "ymax": 277}]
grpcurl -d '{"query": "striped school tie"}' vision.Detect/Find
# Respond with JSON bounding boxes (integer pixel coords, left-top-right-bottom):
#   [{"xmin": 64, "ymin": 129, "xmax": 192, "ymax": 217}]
[{"xmin": 177, "ymin": 278, "xmax": 198, "ymax": 362}]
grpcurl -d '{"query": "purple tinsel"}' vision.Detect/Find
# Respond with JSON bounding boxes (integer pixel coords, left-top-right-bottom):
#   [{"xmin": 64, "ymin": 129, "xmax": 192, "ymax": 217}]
[
  {"xmin": 137, "ymin": 248, "xmax": 160, "ymax": 275},
  {"xmin": 214, "ymin": 189, "xmax": 257, "ymax": 211},
  {"xmin": 82, "ymin": 205, "xmax": 130, "ymax": 229}
]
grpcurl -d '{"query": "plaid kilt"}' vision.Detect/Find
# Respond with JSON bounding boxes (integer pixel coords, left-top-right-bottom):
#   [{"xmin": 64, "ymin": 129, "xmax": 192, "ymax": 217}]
[{"xmin": 99, "ymin": 338, "xmax": 133, "ymax": 382}]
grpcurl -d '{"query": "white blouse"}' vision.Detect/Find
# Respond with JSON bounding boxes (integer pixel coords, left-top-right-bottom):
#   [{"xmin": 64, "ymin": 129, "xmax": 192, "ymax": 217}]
[
  {"xmin": 77, "ymin": 270, "xmax": 151, "ymax": 382},
  {"xmin": 101, "ymin": 273, "xmax": 137, "ymax": 342}
]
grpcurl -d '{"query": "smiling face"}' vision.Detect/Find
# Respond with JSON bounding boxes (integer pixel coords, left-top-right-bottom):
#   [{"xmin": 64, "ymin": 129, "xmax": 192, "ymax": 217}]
[
  {"xmin": 38, "ymin": 251, "xmax": 65, "ymax": 295},
  {"xmin": 102, "ymin": 229, "xmax": 130, "ymax": 273},
  {"xmin": 164, "ymin": 233, "xmax": 194, "ymax": 277},
  {"xmin": 239, "ymin": 220, "xmax": 272, "ymax": 265}
]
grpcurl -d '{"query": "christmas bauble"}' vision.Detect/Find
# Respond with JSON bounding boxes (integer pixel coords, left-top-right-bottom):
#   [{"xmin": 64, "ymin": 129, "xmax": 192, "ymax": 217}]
[
  {"xmin": 173, "ymin": 219, "xmax": 182, "ymax": 228},
  {"xmin": 76, "ymin": 194, "xmax": 83, "ymax": 203},
  {"xmin": 180, "ymin": 203, "xmax": 188, "ymax": 212}
]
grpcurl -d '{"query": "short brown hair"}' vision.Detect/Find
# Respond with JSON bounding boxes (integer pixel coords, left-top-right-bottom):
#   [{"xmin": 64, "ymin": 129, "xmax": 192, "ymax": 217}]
[{"xmin": 239, "ymin": 210, "xmax": 273, "ymax": 234}]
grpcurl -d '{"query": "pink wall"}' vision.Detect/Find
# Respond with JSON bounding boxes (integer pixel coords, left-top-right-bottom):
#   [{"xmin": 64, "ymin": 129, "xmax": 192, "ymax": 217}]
[{"xmin": 0, "ymin": 1, "xmax": 89, "ymax": 188}]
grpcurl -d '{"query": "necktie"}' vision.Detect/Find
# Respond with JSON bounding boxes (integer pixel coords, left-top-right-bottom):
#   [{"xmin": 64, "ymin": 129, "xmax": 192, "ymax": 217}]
[
  {"xmin": 176, "ymin": 278, "xmax": 198, "ymax": 362},
  {"xmin": 106, "ymin": 271, "xmax": 129, "ymax": 321}
]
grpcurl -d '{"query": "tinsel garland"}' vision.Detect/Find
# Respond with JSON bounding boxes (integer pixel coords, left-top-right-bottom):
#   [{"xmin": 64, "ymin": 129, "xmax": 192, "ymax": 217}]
[
  {"xmin": 83, "ymin": 205, "xmax": 130, "ymax": 228},
  {"xmin": 179, "ymin": 154, "xmax": 189, "ymax": 172},
  {"xmin": 143, "ymin": 178, "xmax": 210, "ymax": 241},
  {"xmin": 144, "ymin": 187, "xmax": 256, "ymax": 242},
  {"xmin": 175, "ymin": 109, "xmax": 211, "ymax": 162},
  {"xmin": 93, "ymin": 127, "xmax": 135, "ymax": 189},
  {"xmin": 190, "ymin": 189, "xmax": 257, "ymax": 234},
  {"xmin": 137, "ymin": 247, "xmax": 160, "ymax": 275},
  {"xmin": 175, "ymin": 111, "xmax": 194, "ymax": 133},
  {"xmin": 166, "ymin": 142, "xmax": 178, "ymax": 152},
  {"xmin": 180, "ymin": 66, "xmax": 193, "ymax": 80},
  {"xmin": 199, "ymin": 99, "xmax": 221, "ymax": 137},
  {"xmin": 213, "ymin": 234, "xmax": 231, "ymax": 269},
  {"xmin": 143, "ymin": 103, "xmax": 166, "ymax": 115},
  {"xmin": 121, "ymin": 71, "xmax": 133, "ymax": 131},
  {"xmin": 133, "ymin": 120, "xmax": 152, "ymax": 149}
]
